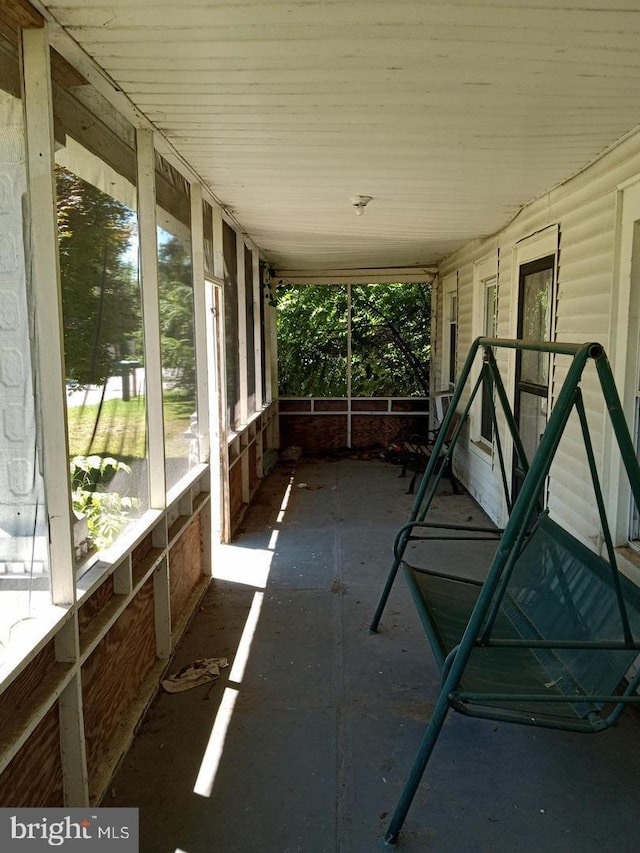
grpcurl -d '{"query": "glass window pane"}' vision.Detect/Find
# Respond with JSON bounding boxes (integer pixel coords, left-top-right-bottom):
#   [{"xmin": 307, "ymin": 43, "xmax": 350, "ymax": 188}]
[
  {"xmin": 223, "ymin": 222, "xmax": 240, "ymax": 430},
  {"xmin": 203, "ymin": 200, "xmax": 213, "ymax": 278},
  {"xmin": 519, "ymin": 391, "xmax": 547, "ymax": 466},
  {"xmin": 480, "ymin": 281, "xmax": 497, "ymax": 442},
  {"xmin": 55, "ymin": 142, "xmax": 148, "ymax": 561},
  {"xmin": 155, "ymin": 154, "xmax": 197, "ymax": 491},
  {"xmin": 259, "ymin": 262, "xmax": 267, "ymax": 403},
  {"xmin": 245, "ymin": 246, "xmax": 256, "ymax": 416},
  {"xmin": 520, "ymin": 267, "xmax": 552, "ymax": 386},
  {"xmin": 0, "ymin": 48, "xmax": 51, "ymax": 666}
]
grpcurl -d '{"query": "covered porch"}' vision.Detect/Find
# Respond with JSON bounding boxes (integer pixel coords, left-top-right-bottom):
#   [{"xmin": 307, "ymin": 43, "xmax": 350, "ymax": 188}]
[{"xmin": 110, "ymin": 456, "xmax": 640, "ymax": 851}]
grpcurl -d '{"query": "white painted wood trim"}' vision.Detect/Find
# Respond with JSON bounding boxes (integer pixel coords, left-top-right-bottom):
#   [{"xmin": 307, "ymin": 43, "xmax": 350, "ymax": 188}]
[
  {"xmin": 236, "ymin": 232, "xmax": 249, "ymax": 428},
  {"xmin": 153, "ymin": 556, "xmax": 172, "ymax": 660},
  {"xmin": 190, "ymin": 183, "xmax": 210, "ymax": 463},
  {"xmin": 347, "ymin": 284, "xmax": 352, "ymax": 447},
  {"xmin": 212, "ymin": 204, "xmax": 231, "ymax": 542},
  {"xmin": 263, "ymin": 273, "xmax": 274, "ymax": 404},
  {"xmin": 470, "ymin": 253, "xmax": 499, "ymax": 444},
  {"xmin": 204, "ymin": 281, "xmax": 221, "ymax": 544},
  {"xmin": 136, "ymin": 128, "xmax": 166, "ymax": 509},
  {"xmin": 440, "ymin": 272, "xmax": 458, "ymax": 392},
  {"xmin": 607, "ymin": 182, "xmax": 640, "ymax": 543},
  {"xmin": 269, "ymin": 283, "xmax": 279, "ymax": 411},
  {"xmin": 274, "ymin": 267, "xmax": 438, "ymax": 285},
  {"xmin": 252, "ymin": 247, "xmax": 263, "ymax": 411},
  {"xmin": 58, "ymin": 674, "xmax": 89, "ymax": 806},
  {"xmin": 21, "ymin": 25, "xmax": 75, "ymax": 606}
]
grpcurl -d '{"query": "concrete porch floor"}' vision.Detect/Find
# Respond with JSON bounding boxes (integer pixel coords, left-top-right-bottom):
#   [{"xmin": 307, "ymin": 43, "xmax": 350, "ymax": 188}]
[{"xmin": 111, "ymin": 457, "xmax": 640, "ymax": 852}]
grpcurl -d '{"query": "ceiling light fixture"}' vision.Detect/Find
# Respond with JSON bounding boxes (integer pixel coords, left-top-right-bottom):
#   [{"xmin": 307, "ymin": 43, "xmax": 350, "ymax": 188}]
[{"xmin": 350, "ymin": 195, "xmax": 373, "ymax": 216}]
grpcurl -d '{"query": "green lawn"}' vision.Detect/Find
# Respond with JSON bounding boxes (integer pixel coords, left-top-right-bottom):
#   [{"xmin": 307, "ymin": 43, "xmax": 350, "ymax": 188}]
[{"xmin": 67, "ymin": 392, "xmax": 195, "ymax": 460}]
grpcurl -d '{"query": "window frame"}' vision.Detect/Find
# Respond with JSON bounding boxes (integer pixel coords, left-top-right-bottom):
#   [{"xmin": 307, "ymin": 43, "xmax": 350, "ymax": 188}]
[{"xmin": 441, "ymin": 273, "xmax": 458, "ymax": 392}]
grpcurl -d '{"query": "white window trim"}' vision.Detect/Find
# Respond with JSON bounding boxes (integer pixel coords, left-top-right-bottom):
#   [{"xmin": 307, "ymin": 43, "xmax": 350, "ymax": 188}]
[
  {"xmin": 440, "ymin": 272, "xmax": 458, "ymax": 392},
  {"xmin": 470, "ymin": 254, "xmax": 498, "ymax": 450},
  {"xmin": 507, "ymin": 225, "xmax": 559, "ymax": 394},
  {"xmin": 608, "ymin": 179, "xmax": 640, "ymax": 546}
]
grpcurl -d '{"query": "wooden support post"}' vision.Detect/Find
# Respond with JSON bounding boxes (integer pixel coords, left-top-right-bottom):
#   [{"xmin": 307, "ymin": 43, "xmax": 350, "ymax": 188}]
[
  {"xmin": 212, "ymin": 204, "xmax": 231, "ymax": 542},
  {"xmin": 252, "ymin": 247, "xmax": 263, "ymax": 412},
  {"xmin": 21, "ymin": 24, "xmax": 75, "ymax": 606},
  {"xmin": 190, "ymin": 183, "xmax": 210, "ymax": 463},
  {"xmin": 58, "ymin": 676, "xmax": 90, "ymax": 806},
  {"xmin": 136, "ymin": 128, "xmax": 166, "ymax": 509},
  {"xmin": 55, "ymin": 617, "xmax": 89, "ymax": 806},
  {"xmin": 236, "ymin": 232, "xmax": 248, "ymax": 429}
]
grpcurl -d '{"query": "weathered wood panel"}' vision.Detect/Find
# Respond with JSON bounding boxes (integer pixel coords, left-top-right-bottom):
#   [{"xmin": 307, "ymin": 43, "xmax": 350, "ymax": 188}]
[
  {"xmin": 315, "ymin": 400, "xmax": 345, "ymax": 412},
  {"xmin": 280, "ymin": 415, "xmax": 347, "ymax": 451},
  {"xmin": 132, "ymin": 531, "xmax": 154, "ymax": 569},
  {"xmin": 351, "ymin": 415, "xmax": 422, "ymax": 449},
  {"xmin": 277, "ymin": 399, "xmax": 311, "ymax": 413},
  {"xmin": 0, "ymin": 641, "xmax": 56, "ymax": 724},
  {"xmin": 249, "ymin": 442, "xmax": 259, "ymax": 494},
  {"xmin": 78, "ymin": 574, "xmax": 115, "ymax": 635},
  {"xmin": 169, "ymin": 515, "xmax": 203, "ymax": 625},
  {"xmin": 351, "ymin": 399, "xmax": 387, "ymax": 412},
  {"xmin": 0, "ymin": 705, "xmax": 63, "ymax": 807},
  {"xmin": 229, "ymin": 461, "xmax": 244, "ymax": 533},
  {"xmin": 280, "ymin": 413, "xmax": 427, "ymax": 451},
  {"xmin": 82, "ymin": 579, "xmax": 156, "ymax": 799}
]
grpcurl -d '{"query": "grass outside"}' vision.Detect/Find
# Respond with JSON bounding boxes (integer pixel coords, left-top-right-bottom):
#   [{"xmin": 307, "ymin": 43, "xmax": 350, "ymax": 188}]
[{"xmin": 66, "ymin": 392, "xmax": 195, "ymax": 461}]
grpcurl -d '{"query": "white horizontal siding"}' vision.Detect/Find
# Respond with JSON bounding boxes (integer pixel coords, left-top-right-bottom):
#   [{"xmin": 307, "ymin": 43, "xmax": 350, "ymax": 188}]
[{"xmin": 436, "ymin": 125, "xmax": 640, "ymax": 542}]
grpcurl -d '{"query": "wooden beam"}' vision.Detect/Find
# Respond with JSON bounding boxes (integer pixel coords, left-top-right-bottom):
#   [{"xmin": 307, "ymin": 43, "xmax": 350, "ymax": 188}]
[
  {"xmin": 136, "ymin": 128, "xmax": 167, "ymax": 510},
  {"xmin": 22, "ymin": 24, "xmax": 76, "ymax": 606},
  {"xmin": 273, "ymin": 267, "xmax": 438, "ymax": 286},
  {"xmin": 2, "ymin": 1, "xmax": 44, "ymax": 31}
]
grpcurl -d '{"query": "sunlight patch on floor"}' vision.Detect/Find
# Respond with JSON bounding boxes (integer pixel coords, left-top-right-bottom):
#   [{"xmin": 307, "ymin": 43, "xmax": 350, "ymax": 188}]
[{"xmin": 193, "ymin": 686, "xmax": 239, "ymax": 798}]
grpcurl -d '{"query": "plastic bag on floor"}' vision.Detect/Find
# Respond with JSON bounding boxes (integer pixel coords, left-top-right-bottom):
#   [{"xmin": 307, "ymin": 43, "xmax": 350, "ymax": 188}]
[{"xmin": 161, "ymin": 657, "xmax": 229, "ymax": 693}]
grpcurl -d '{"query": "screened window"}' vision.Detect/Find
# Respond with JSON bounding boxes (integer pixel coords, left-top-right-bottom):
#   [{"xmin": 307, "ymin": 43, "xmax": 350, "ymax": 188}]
[
  {"xmin": 277, "ymin": 285, "xmax": 348, "ymax": 397},
  {"xmin": 513, "ymin": 256, "xmax": 554, "ymax": 496},
  {"xmin": 480, "ymin": 278, "xmax": 498, "ymax": 443},
  {"xmin": 223, "ymin": 221, "xmax": 240, "ymax": 430},
  {"xmin": 441, "ymin": 275, "xmax": 458, "ymax": 391},
  {"xmin": 203, "ymin": 200, "xmax": 214, "ymax": 278},
  {"xmin": 55, "ymin": 134, "xmax": 147, "ymax": 562},
  {"xmin": 350, "ymin": 283, "xmax": 431, "ymax": 396},
  {"xmin": 259, "ymin": 262, "xmax": 268, "ymax": 404},
  {"xmin": 155, "ymin": 153, "xmax": 197, "ymax": 492},
  {"xmin": 277, "ymin": 283, "xmax": 431, "ymax": 398},
  {"xmin": 245, "ymin": 245, "xmax": 256, "ymax": 416}
]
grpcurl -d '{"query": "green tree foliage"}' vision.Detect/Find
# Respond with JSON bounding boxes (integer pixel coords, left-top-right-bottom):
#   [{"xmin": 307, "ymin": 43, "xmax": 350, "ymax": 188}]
[
  {"xmin": 277, "ymin": 285, "xmax": 348, "ymax": 396},
  {"xmin": 56, "ymin": 166, "xmax": 140, "ymax": 385},
  {"xmin": 277, "ymin": 283, "xmax": 431, "ymax": 397},
  {"xmin": 351, "ymin": 283, "xmax": 431, "ymax": 396},
  {"xmin": 157, "ymin": 231, "xmax": 196, "ymax": 398}
]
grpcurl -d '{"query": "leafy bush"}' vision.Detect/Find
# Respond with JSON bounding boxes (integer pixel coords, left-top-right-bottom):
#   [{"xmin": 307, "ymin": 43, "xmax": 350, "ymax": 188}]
[{"xmin": 70, "ymin": 455, "xmax": 140, "ymax": 551}]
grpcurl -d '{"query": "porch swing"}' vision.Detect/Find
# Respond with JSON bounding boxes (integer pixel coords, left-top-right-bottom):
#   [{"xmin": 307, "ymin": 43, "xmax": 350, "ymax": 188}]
[{"xmin": 370, "ymin": 338, "xmax": 640, "ymax": 848}]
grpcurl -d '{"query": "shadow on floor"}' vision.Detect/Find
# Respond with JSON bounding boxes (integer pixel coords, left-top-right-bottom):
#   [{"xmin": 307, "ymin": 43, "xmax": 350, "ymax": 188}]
[{"xmin": 110, "ymin": 457, "xmax": 640, "ymax": 853}]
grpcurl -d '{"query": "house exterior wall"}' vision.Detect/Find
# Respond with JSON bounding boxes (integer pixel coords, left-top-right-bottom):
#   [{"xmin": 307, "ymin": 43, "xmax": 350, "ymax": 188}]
[{"xmin": 435, "ymin": 131, "xmax": 640, "ymax": 560}]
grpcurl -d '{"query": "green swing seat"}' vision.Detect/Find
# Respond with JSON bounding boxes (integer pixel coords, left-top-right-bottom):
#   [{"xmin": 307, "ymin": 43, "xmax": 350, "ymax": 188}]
[
  {"xmin": 405, "ymin": 512, "xmax": 640, "ymax": 731},
  {"xmin": 371, "ymin": 339, "xmax": 640, "ymax": 848}
]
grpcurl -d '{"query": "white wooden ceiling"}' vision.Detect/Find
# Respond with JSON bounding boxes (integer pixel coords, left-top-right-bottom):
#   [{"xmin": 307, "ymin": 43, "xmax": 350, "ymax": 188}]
[{"xmin": 39, "ymin": 0, "xmax": 640, "ymax": 273}]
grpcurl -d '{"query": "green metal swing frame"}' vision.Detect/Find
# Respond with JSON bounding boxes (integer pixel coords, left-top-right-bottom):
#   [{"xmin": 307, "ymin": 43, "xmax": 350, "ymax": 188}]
[{"xmin": 370, "ymin": 338, "xmax": 640, "ymax": 848}]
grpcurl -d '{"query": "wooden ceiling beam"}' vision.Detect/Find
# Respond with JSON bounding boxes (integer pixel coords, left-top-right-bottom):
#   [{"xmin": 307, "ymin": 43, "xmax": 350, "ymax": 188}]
[
  {"xmin": 2, "ymin": 1, "xmax": 44, "ymax": 31},
  {"xmin": 0, "ymin": 2, "xmax": 86, "ymax": 88}
]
